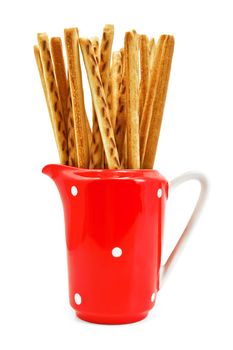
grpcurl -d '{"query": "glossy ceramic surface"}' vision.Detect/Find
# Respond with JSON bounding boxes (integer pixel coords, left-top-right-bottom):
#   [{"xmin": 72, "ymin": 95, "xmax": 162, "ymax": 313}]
[{"xmin": 43, "ymin": 164, "xmax": 168, "ymax": 324}]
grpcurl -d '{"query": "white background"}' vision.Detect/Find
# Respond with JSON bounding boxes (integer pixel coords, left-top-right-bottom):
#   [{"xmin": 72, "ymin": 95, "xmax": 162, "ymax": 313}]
[{"xmin": 0, "ymin": 0, "xmax": 232, "ymax": 349}]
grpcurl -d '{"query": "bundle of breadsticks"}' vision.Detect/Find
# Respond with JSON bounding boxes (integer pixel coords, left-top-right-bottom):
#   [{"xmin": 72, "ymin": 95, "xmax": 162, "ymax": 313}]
[{"xmin": 34, "ymin": 25, "xmax": 174, "ymax": 169}]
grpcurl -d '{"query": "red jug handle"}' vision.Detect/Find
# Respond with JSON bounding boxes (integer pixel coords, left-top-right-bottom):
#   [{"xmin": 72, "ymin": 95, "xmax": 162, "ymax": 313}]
[{"xmin": 159, "ymin": 172, "xmax": 208, "ymax": 288}]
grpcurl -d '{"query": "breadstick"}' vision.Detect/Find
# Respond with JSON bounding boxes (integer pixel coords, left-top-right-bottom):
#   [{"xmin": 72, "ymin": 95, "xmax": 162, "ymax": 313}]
[
  {"xmin": 106, "ymin": 71, "xmax": 112, "ymax": 119},
  {"xmin": 111, "ymin": 51, "xmax": 122, "ymax": 130},
  {"xmin": 143, "ymin": 35, "xmax": 174, "ymax": 168},
  {"xmin": 149, "ymin": 38, "xmax": 156, "ymax": 75},
  {"xmin": 123, "ymin": 133, "xmax": 127, "ymax": 168},
  {"xmin": 85, "ymin": 113, "xmax": 92, "ymax": 153},
  {"xmin": 67, "ymin": 78, "xmax": 91, "ymax": 165},
  {"xmin": 115, "ymin": 48, "xmax": 126, "ymax": 164},
  {"xmin": 92, "ymin": 37, "xmax": 100, "ymax": 63},
  {"xmin": 79, "ymin": 38, "xmax": 120, "ymax": 169},
  {"xmin": 139, "ymin": 35, "xmax": 150, "ymax": 124},
  {"xmin": 33, "ymin": 45, "xmax": 54, "ymax": 133},
  {"xmin": 66, "ymin": 76, "xmax": 78, "ymax": 167},
  {"xmin": 103, "ymin": 73, "xmax": 112, "ymax": 169},
  {"xmin": 99, "ymin": 24, "xmax": 114, "ymax": 93},
  {"xmin": 50, "ymin": 37, "xmax": 69, "ymax": 134},
  {"xmin": 139, "ymin": 35, "xmax": 166, "ymax": 165},
  {"xmin": 89, "ymin": 37, "xmax": 103, "ymax": 168},
  {"xmin": 64, "ymin": 28, "xmax": 89, "ymax": 168},
  {"xmin": 124, "ymin": 31, "xmax": 140, "ymax": 169},
  {"xmin": 37, "ymin": 33, "xmax": 68, "ymax": 165},
  {"xmin": 102, "ymin": 70, "xmax": 114, "ymax": 169},
  {"xmin": 89, "ymin": 111, "xmax": 103, "ymax": 168},
  {"xmin": 99, "ymin": 25, "xmax": 114, "ymax": 168}
]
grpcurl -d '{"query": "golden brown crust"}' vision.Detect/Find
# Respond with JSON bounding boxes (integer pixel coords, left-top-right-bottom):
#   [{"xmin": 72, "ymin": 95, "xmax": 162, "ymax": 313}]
[
  {"xmin": 124, "ymin": 31, "xmax": 140, "ymax": 169},
  {"xmin": 111, "ymin": 51, "xmax": 122, "ymax": 130},
  {"xmin": 34, "ymin": 45, "xmax": 54, "ymax": 133},
  {"xmin": 85, "ymin": 113, "xmax": 92, "ymax": 154},
  {"xmin": 139, "ymin": 35, "xmax": 166, "ymax": 165},
  {"xmin": 104, "ymin": 72, "xmax": 112, "ymax": 169},
  {"xmin": 79, "ymin": 38, "xmax": 120, "ymax": 169},
  {"xmin": 143, "ymin": 35, "xmax": 174, "ymax": 168},
  {"xmin": 99, "ymin": 24, "xmax": 114, "ymax": 93},
  {"xmin": 106, "ymin": 70, "xmax": 112, "ymax": 116},
  {"xmin": 50, "ymin": 37, "xmax": 69, "ymax": 134},
  {"xmin": 35, "ymin": 27, "xmax": 173, "ymax": 171},
  {"xmin": 139, "ymin": 35, "xmax": 150, "ymax": 124},
  {"xmin": 64, "ymin": 28, "xmax": 89, "ymax": 168},
  {"xmin": 66, "ymin": 77, "xmax": 78, "ymax": 167},
  {"xmin": 99, "ymin": 25, "xmax": 114, "ymax": 168},
  {"xmin": 115, "ymin": 48, "xmax": 126, "ymax": 165},
  {"xmin": 89, "ymin": 112, "xmax": 103, "ymax": 168},
  {"xmin": 149, "ymin": 38, "xmax": 156, "ymax": 75},
  {"xmin": 89, "ymin": 37, "xmax": 103, "ymax": 168},
  {"xmin": 37, "ymin": 34, "xmax": 68, "ymax": 165},
  {"xmin": 91, "ymin": 37, "xmax": 100, "ymax": 64},
  {"xmin": 123, "ymin": 133, "xmax": 127, "ymax": 168},
  {"xmin": 84, "ymin": 39, "xmax": 94, "ymax": 153}
]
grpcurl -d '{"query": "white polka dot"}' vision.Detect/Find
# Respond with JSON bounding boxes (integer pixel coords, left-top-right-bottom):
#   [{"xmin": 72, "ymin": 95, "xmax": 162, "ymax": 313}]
[
  {"xmin": 112, "ymin": 247, "xmax": 122, "ymax": 258},
  {"xmin": 71, "ymin": 186, "xmax": 78, "ymax": 196},
  {"xmin": 74, "ymin": 293, "xmax": 82, "ymax": 305},
  {"xmin": 151, "ymin": 292, "xmax": 156, "ymax": 303},
  {"xmin": 157, "ymin": 188, "xmax": 162, "ymax": 198}
]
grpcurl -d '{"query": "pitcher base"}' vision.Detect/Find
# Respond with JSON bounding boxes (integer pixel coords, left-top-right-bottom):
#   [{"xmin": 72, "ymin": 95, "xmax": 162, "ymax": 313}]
[{"xmin": 76, "ymin": 311, "xmax": 149, "ymax": 325}]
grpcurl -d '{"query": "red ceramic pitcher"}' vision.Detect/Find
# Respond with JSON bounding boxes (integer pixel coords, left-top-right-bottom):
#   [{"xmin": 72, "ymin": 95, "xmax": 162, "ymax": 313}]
[{"xmin": 42, "ymin": 164, "xmax": 207, "ymax": 324}]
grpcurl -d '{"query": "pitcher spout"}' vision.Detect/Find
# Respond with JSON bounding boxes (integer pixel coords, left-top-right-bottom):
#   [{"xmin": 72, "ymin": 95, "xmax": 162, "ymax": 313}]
[
  {"xmin": 42, "ymin": 163, "xmax": 74, "ymax": 198},
  {"xmin": 42, "ymin": 164, "xmax": 65, "ymax": 180},
  {"xmin": 42, "ymin": 163, "xmax": 79, "ymax": 196}
]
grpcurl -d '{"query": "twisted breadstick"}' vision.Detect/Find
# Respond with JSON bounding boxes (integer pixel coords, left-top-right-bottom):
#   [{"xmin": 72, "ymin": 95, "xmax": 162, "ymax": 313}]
[
  {"xmin": 99, "ymin": 25, "xmax": 114, "ymax": 168},
  {"xmin": 143, "ymin": 35, "xmax": 174, "ymax": 168},
  {"xmin": 85, "ymin": 112, "xmax": 92, "ymax": 153},
  {"xmin": 79, "ymin": 38, "xmax": 120, "ymax": 169},
  {"xmin": 111, "ymin": 51, "xmax": 122, "ymax": 130},
  {"xmin": 149, "ymin": 38, "xmax": 156, "ymax": 76},
  {"xmin": 89, "ymin": 37, "xmax": 103, "ymax": 168},
  {"xmin": 64, "ymin": 28, "xmax": 89, "ymax": 168},
  {"xmin": 139, "ymin": 35, "xmax": 166, "ymax": 165},
  {"xmin": 66, "ymin": 76, "xmax": 78, "ymax": 167},
  {"xmin": 124, "ymin": 31, "xmax": 140, "ymax": 169},
  {"xmin": 34, "ymin": 45, "xmax": 54, "ymax": 133},
  {"xmin": 139, "ymin": 35, "xmax": 150, "ymax": 124},
  {"xmin": 50, "ymin": 37, "xmax": 69, "ymax": 134},
  {"xmin": 106, "ymin": 71, "xmax": 112, "ymax": 121},
  {"xmin": 99, "ymin": 25, "xmax": 114, "ymax": 92},
  {"xmin": 115, "ymin": 48, "xmax": 126, "ymax": 164},
  {"xmin": 37, "ymin": 33, "xmax": 68, "ymax": 165}
]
